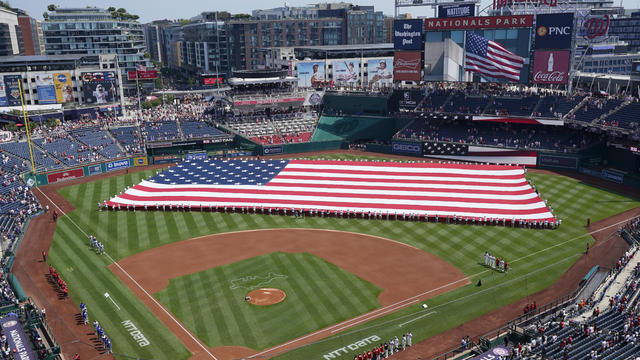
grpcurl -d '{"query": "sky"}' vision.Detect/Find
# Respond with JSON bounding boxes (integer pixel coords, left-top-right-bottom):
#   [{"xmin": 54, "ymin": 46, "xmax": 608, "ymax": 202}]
[
  {"xmin": 21, "ymin": 0, "xmax": 443, "ymax": 22},
  {"xmin": 18, "ymin": 0, "xmax": 640, "ymax": 23}
]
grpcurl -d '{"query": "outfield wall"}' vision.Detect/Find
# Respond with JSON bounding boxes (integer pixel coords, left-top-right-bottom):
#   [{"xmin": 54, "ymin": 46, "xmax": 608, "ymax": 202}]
[{"xmin": 23, "ymin": 156, "xmax": 148, "ymax": 186}]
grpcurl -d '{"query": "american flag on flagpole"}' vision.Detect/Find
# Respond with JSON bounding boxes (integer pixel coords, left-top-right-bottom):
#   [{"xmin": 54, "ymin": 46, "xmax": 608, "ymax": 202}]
[
  {"xmin": 135, "ymin": 64, "xmax": 147, "ymax": 72},
  {"xmin": 464, "ymin": 32, "xmax": 524, "ymax": 82},
  {"xmin": 106, "ymin": 160, "xmax": 555, "ymax": 222}
]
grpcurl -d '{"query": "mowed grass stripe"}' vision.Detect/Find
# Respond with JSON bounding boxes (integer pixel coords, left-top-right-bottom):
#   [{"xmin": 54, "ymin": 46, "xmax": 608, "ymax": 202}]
[
  {"xmin": 51, "ymin": 155, "xmax": 640, "ymax": 360},
  {"xmin": 51, "ymin": 219, "xmax": 189, "ymax": 359}
]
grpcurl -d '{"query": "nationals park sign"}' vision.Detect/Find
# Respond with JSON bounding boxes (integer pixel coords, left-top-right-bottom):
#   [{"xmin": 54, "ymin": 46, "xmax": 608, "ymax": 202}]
[{"xmin": 425, "ymin": 15, "xmax": 533, "ymax": 31}]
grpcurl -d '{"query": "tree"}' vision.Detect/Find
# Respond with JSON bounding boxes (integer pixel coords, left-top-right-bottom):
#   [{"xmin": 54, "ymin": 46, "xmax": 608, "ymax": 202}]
[
  {"xmin": 42, "ymin": 12, "xmax": 48, "ymax": 19},
  {"xmin": 131, "ymin": 14, "xmax": 139, "ymax": 20},
  {"xmin": 233, "ymin": 13, "xmax": 252, "ymax": 20},
  {"xmin": 116, "ymin": 8, "xmax": 126, "ymax": 13},
  {"xmin": 179, "ymin": 19, "xmax": 190, "ymax": 26},
  {"xmin": 47, "ymin": 4, "xmax": 56, "ymax": 11},
  {"xmin": 107, "ymin": 6, "xmax": 115, "ymax": 11}
]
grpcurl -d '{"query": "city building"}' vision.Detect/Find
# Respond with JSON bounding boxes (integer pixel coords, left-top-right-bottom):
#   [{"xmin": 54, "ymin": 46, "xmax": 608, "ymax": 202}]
[
  {"xmin": 609, "ymin": 12, "xmax": 640, "ymax": 53},
  {"xmin": 0, "ymin": 7, "xmax": 23, "ymax": 56},
  {"xmin": 41, "ymin": 7, "xmax": 151, "ymax": 92},
  {"xmin": 165, "ymin": 4, "xmax": 384, "ymax": 78},
  {"xmin": 17, "ymin": 12, "xmax": 44, "ymax": 55},
  {"xmin": 180, "ymin": 19, "xmax": 230, "ymax": 79}
]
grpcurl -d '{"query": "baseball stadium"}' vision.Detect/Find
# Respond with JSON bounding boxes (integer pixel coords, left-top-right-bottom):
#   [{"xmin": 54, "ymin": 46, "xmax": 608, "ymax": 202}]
[{"xmin": 2, "ymin": 1, "xmax": 640, "ymax": 360}]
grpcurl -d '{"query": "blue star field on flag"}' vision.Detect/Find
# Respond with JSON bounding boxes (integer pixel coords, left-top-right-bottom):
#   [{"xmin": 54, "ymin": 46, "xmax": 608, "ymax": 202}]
[{"xmin": 149, "ymin": 160, "xmax": 289, "ymax": 186}]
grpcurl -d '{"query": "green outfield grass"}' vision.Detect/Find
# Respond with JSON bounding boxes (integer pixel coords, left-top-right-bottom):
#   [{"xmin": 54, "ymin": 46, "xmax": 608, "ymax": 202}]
[
  {"xmin": 154, "ymin": 252, "xmax": 381, "ymax": 349},
  {"xmin": 46, "ymin": 154, "xmax": 640, "ymax": 359}
]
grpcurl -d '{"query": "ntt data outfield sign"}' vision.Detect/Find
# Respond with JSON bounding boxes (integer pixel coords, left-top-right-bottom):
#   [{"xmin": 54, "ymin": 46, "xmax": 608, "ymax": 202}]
[
  {"xmin": 323, "ymin": 335, "xmax": 381, "ymax": 360},
  {"xmin": 394, "ymin": 19, "xmax": 423, "ymax": 50}
]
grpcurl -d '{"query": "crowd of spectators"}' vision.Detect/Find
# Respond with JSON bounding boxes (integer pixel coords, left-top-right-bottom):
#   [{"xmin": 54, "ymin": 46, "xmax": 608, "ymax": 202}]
[{"xmin": 396, "ymin": 116, "xmax": 602, "ymax": 153}]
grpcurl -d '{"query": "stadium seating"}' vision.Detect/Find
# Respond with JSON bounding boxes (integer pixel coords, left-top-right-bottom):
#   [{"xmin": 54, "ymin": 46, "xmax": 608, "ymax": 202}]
[
  {"xmin": 109, "ymin": 126, "xmax": 145, "ymax": 154},
  {"xmin": 484, "ymin": 95, "xmax": 540, "ymax": 117},
  {"xmin": 180, "ymin": 120, "xmax": 226, "ymax": 139},
  {"xmin": 572, "ymin": 98, "xmax": 623, "ymax": 124},
  {"xmin": 72, "ymin": 127, "xmax": 125, "ymax": 159},
  {"xmin": 0, "ymin": 141, "xmax": 63, "ymax": 171},
  {"xmin": 536, "ymin": 95, "xmax": 584, "ymax": 118},
  {"xmin": 601, "ymin": 101, "xmax": 640, "ymax": 130},
  {"xmin": 395, "ymin": 117, "xmax": 600, "ymax": 152},
  {"xmin": 141, "ymin": 121, "xmax": 180, "ymax": 142}
]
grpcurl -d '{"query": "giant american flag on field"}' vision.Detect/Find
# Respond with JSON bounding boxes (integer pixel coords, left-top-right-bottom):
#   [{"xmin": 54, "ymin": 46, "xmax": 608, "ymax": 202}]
[
  {"xmin": 106, "ymin": 159, "xmax": 555, "ymax": 222},
  {"xmin": 464, "ymin": 32, "xmax": 524, "ymax": 82}
]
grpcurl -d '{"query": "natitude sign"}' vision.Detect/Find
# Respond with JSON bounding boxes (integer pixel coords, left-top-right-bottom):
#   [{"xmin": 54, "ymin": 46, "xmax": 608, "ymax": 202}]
[
  {"xmin": 532, "ymin": 50, "xmax": 570, "ymax": 84},
  {"xmin": 393, "ymin": 52, "xmax": 422, "ymax": 81}
]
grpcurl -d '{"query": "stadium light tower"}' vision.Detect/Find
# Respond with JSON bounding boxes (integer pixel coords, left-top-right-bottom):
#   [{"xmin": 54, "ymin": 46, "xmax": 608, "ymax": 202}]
[{"xmin": 394, "ymin": 0, "xmax": 481, "ymax": 18}]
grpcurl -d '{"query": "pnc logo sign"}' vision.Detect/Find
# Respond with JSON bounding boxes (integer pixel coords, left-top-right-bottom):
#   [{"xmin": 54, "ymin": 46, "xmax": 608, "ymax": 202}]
[{"xmin": 534, "ymin": 13, "xmax": 573, "ymax": 49}]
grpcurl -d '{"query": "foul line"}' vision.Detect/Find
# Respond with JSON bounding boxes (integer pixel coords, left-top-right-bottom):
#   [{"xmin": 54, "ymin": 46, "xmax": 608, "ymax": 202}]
[
  {"xmin": 330, "ymin": 300, "xmax": 420, "ymax": 334},
  {"xmin": 397, "ymin": 311, "xmax": 437, "ymax": 328},
  {"xmin": 34, "ymin": 188, "xmax": 219, "ymax": 360}
]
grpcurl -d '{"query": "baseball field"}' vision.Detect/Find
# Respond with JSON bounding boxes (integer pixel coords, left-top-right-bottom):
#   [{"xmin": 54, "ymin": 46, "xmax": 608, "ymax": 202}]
[{"xmin": 34, "ymin": 153, "xmax": 640, "ymax": 359}]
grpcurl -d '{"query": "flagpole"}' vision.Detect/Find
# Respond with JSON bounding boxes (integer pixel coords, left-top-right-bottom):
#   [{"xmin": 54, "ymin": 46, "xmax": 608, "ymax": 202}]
[{"xmin": 462, "ymin": 31, "xmax": 468, "ymax": 82}]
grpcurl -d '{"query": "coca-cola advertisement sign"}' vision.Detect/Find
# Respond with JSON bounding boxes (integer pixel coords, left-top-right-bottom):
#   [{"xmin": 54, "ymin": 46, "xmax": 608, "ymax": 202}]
[
  {"xmin": 532, "ymin": 50, "xmax": 570, "ymax": 84},
  {"xmin": 393, "ymin": 52, "xmax": 422, "ymax": 81}
]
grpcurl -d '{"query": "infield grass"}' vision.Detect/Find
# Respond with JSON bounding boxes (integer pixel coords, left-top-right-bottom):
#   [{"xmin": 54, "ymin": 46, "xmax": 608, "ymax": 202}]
[
  {"xmin": 155, "ymin": 252, "xmax": 381, "ymax": 349},
  {"xmin": 46, "ymin": 153, "xmax": 640, "ymax": 359}
]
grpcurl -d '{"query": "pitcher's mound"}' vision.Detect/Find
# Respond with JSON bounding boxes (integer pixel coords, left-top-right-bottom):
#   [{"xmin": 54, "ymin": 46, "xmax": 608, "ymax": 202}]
[{"xmin": 246, "ymin": 288, "xmax": 286, "ymax": 306}]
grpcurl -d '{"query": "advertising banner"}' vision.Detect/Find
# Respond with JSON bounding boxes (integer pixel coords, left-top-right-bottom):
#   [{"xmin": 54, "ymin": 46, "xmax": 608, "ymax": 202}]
[
  {"xmin": 0, "ymin": 76, "xmax": 6, "ymax": 106},
  {"xmin": 392, "ymin": 141, "xmax": 422, "ymax": 154},
  {"xmin": 133, "ymin": 156, "xmax": 148, "ymax": 166},
  {"xmin": 0, "ymin": 315, "xmax": 37, "ymax": 360},
  {"xmin": 438, "ymin": 4, "xmax": 475, "ymax": 18},
  {"xmin": 87, "ymin": 164, "xmax": 102, "ymax": 175},
  {"xmin": 105, "ymin": 159, "xmax": 130, "ymax": 172},
  {"xmin": 185, "ymin": 152, "xmax": 207, "ymax": 161},
  {"xmin": 233, "ymin": 97, "xmax": 305, "ymax": 106},
  {"xmin": 394, "ymin": 19, "xmax": 423, "ymax": 50},
  {"xmin": 47, "ymin": 168, "xmax": 84, "ymax": 183},
  {"xmin": 35, "ymin": 73, "xmax": 56, "ymax": 104},
  {"xmin": 53, "ymin": 72, "xmax": 73, "ymax": 104},
  {"xmin": 535, "ymin": 13, "xmax": 574, "ymax": 49},
  {"xmin": 469, "ymin": 346, "xmax": 510, "ymax": 360},
  {"xmin": 538, "ymin": 153, "xmax": 578, "ymax": 169},
  {"xmin": 82, "ymin": 72, "xmax": 118, "ymax": 104},
  {"xmin": 532, "ymin": 50, "xmax": 570, "ymax": 84},
  {"xmin": 367, "ymin": 58, "xmax": 393, "ymax": 88},
  {"xmin": 263, "ymin": 146, "xmax": 283, "ymax": 155},
  {"xmin": 304, "ymin": 91, "xmax": 325, "ymax": 106},
  {"xmin": 393, "ymin": 52, "xmax": 422, "ymax": 81},
  {"xmin": 398, "ymin": 90, "xmax": 423, "ymax": 110},
  {"xmin": 297, "ymin": 61, "xmax": 325, "ymax": 88},
  {"xmin": 494, "ymin": 0, "xmax": 556, "ymax": 9},
  {"xmin": 425, "ymin": 15, "xmax": 533, "ymax": 31},
  {"xmin": 127, "ymin": 70, "xmax": 159, "ymax": 80},
  {"xmin": 333, "ymin": 60, "xmax": 360, "ymax": 85},
  {"xmin": 4, "ymin": 75, "xmax": 22, "ymax": 106},
  {"xmin": 203, "ymin": 77, "xmax": 223, "ymax": 85}
]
